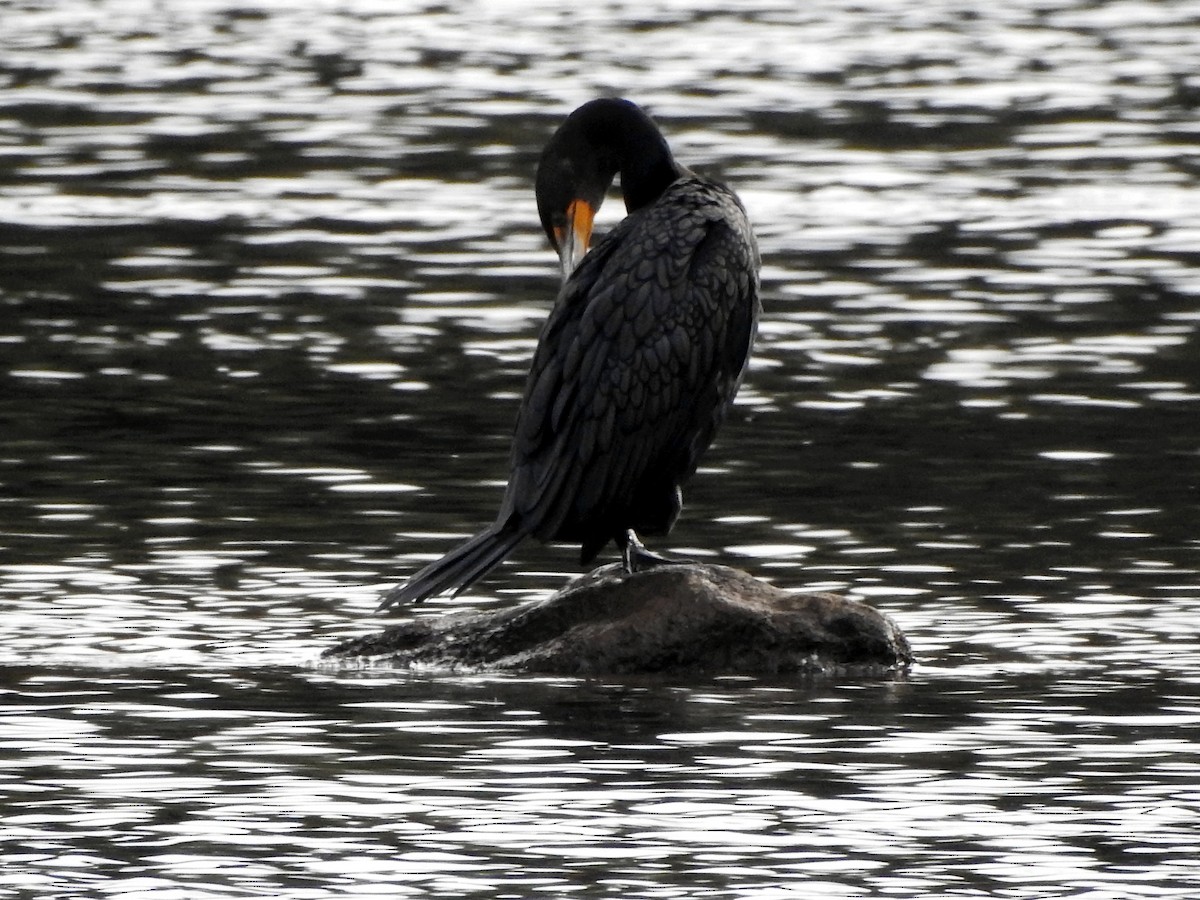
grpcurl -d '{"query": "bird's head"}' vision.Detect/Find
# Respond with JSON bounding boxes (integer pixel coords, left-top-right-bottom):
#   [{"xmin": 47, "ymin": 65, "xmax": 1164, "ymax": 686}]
[{"xmin": 535, "ymin": 98, "xmax": 679, "ymax": 279}]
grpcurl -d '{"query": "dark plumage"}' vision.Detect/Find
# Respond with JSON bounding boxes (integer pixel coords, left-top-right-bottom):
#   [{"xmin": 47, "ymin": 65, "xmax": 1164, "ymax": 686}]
[{"xmin": 379, "ymin": 98, "xmax": 760, "ymax": 610}]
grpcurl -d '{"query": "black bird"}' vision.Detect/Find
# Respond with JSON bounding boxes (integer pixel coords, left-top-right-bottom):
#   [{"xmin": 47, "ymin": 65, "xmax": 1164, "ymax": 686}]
[{"xmin": 379, "ymin": 97, "xmax": 759, "ymax": 610}]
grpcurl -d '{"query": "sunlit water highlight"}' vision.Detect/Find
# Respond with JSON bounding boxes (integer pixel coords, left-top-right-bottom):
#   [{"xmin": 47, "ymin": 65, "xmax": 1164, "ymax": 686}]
[{"xmin": 2, "ymin": 0, "xmax": 1199, "ymax": 896}]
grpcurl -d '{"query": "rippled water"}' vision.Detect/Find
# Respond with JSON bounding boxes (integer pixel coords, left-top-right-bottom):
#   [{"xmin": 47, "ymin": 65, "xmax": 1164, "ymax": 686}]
[{"xmin": 3, "ymin": 0, "xmax": 1199, "ymax": 896}]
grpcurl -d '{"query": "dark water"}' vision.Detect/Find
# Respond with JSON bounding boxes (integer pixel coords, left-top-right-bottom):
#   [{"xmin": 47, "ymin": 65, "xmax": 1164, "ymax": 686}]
[{"xmin": 2, "ymin": 0, "xmax": 1199, "ymax": 897}]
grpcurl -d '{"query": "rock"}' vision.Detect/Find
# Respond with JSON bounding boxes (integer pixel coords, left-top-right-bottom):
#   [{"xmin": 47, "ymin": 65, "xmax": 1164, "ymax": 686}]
[{"xmin": 325, "ymin": 562, "xmax": 912, "ymax": 676}]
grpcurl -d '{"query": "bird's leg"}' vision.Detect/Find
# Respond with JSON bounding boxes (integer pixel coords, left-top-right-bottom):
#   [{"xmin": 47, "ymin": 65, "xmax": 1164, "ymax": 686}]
[{"xmin": 619, "ymin": 528, "xmax": 677, "ymax": 573}]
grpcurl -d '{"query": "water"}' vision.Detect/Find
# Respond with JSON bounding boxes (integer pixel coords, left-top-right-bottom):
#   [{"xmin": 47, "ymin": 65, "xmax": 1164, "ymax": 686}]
[
  {"xmin": 2, "ymin": 0, "xmax": 1199, "ymax": 896},
  {"xmin": 4, "ymin": 670, "xmax": 1197, "ymax": 898}
]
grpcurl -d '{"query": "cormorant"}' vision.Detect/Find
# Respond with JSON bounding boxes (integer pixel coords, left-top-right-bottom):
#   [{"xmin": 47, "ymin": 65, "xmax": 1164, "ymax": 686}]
[{"xmin": 379, "ymin": 97, "xmax": 759, "ymax": 610}]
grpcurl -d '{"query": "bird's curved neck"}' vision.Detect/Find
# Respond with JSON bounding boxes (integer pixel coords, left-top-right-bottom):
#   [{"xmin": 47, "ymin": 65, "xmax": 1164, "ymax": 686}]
[
  {"xmin": 571, "ymin": 99, "xmax": 683, "ymax": 212},
  {"xmin": 537, "ymin": 99, "xmax": 686, "ymax": 268},
  {"xmin": 614, "ymin": 129, "xmax": 684, "ymax": 213}
]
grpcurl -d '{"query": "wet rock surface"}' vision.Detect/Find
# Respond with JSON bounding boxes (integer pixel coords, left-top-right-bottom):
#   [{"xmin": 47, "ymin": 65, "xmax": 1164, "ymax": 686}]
[{"xmin": 326, "ymin": 563, "xmax": 912, "ymax": 676}]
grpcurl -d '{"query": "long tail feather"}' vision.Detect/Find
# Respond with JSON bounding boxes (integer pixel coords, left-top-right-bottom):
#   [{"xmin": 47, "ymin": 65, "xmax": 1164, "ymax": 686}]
[{"xmin": 377, "ymin": 521, "xmax": 526, "ymax": 611}]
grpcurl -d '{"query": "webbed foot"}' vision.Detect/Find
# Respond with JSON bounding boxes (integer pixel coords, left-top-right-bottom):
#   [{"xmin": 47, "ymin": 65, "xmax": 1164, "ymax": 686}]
[{"xmin": 619, "ymin": 528, "xmax": 680, "ymax": 573}]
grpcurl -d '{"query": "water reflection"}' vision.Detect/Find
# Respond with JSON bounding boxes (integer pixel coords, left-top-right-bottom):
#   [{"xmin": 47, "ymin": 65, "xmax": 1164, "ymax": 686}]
[
  {"xmin": 3, "ymin": 668, "xmax": 1198, "ymax": 897},
  {"xmin": 4, "ymin": 0, "xmax": 1200, "ymax": 895}
]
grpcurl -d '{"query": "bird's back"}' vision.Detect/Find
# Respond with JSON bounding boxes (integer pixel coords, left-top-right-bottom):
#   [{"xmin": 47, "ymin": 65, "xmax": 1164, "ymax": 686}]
[{"xmin": 501, "ymin": 175, "xmax": 760, "ymax": 560}]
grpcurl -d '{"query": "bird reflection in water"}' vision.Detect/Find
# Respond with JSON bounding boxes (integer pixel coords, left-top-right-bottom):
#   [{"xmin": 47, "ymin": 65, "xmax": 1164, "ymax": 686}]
[{"xmin": 380, "ymin": 98, "xmax": 760, "ymax": 610}]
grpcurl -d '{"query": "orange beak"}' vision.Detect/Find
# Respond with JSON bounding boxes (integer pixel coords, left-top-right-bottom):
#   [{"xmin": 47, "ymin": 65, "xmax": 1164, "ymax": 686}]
[{"xmin": 554, "ymin": 198, "xmax": 596, "ymax": 280}]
